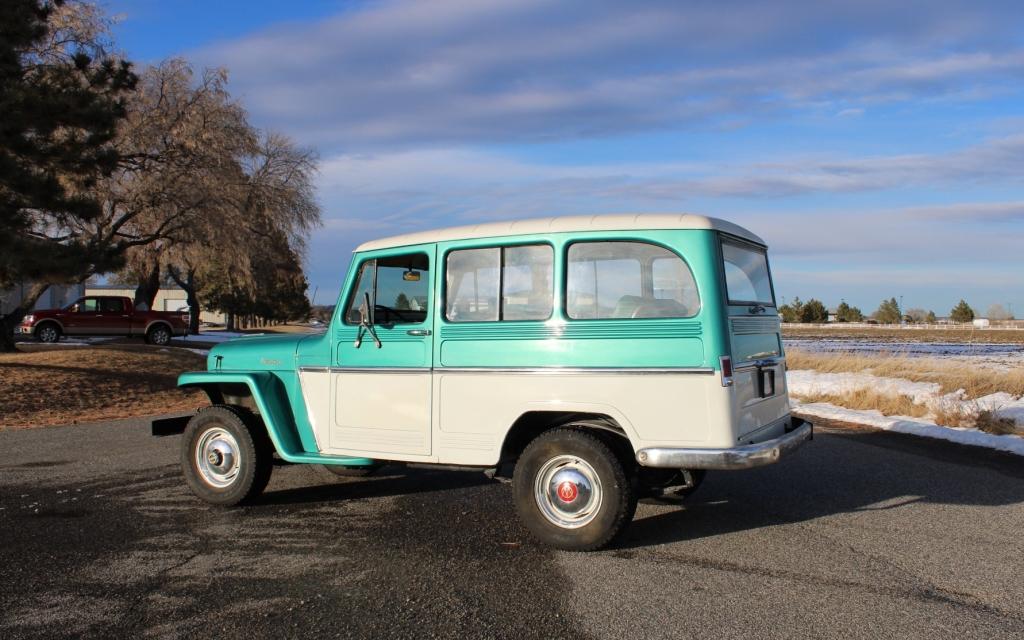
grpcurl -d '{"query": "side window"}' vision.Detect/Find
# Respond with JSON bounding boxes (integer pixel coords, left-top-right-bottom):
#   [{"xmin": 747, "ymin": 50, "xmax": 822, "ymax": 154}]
[
  {"xmin": 344, "ymin": 253, "xmax": 430, "ymax": 325},
  {"xmin": 566, "ymin": 241, "xmax": 699, "ymax": 319},
  {"xmin": 76, "ymin": 298, "xmax": 99, "ymax": 313},
  {"xmin": 446, "ymin": 244, "xmax": 553, "ymax": 322},
  {"xmin": 100, "ymin": 298, "xmax": 123, "ymax": 313}
]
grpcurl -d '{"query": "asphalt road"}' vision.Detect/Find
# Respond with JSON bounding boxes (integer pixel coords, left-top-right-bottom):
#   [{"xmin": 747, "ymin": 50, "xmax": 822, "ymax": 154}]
[{"xmin": 2, "ymin": 419, "xmax": 1023, "ymax": 639}]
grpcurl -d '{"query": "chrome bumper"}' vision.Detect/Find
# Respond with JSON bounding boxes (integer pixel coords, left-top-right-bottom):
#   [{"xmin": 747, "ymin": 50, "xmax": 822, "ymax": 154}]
[{"xmin": 636, "ymin": 419, "xmax": 813, "ymax": 470}]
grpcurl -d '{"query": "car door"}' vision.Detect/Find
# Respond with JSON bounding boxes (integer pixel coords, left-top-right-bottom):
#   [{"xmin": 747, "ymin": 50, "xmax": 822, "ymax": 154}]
[
  {"xmin": 62, "ymin": 297, "xmax": 101, "ymax": 335},
  {"xmin": 98, "ymin": 297, "xmax": 129, "ymax": 335},
  {"xmin": 329, "ymin": 245, "xmax": 435, "ymax": 458}
]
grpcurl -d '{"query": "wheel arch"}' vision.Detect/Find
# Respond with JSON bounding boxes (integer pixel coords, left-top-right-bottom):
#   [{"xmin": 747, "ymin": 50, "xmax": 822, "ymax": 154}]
[
  {"xmin": 34, "ymin": 318, "xmax": 63, "ymax": 333},
  {"xmin": 499, "ymin": 409, "xmax": 638, "ymax": 468},
  {"xmin": 145, "ymin": 319, "xmax": 173, "ymax": 335}
]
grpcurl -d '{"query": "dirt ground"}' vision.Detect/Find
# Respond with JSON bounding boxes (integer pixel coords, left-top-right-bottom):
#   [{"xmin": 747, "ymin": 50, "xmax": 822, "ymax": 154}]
[
  {"xmin": 783, "ymin": 325, "xmax": 1024, "ymax": 343},
  {"xmin": 0, "ymin": 344, "xmax": 207, "ymax": 429}
]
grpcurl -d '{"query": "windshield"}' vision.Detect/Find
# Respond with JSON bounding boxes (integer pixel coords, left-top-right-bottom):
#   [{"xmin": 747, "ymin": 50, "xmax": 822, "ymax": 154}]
[{"xmin": 721, "ymin": 239, "xmax": 775, "ymax": 306}]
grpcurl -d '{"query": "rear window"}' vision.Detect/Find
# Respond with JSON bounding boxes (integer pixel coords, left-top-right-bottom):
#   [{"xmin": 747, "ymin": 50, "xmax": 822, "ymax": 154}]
[
  {"xmin": 566, "ymin": 241, "xmax": 699, "ymax": 319},
  {"xmin": 721, "ymin": 240, "xmax": 775, "ymax": 306}
]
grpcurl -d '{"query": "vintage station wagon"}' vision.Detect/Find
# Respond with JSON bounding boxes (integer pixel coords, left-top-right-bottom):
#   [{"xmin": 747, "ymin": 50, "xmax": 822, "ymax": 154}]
[{"xmin": 156, "ymin": 214, "xmax": 811, "ymax": 550}]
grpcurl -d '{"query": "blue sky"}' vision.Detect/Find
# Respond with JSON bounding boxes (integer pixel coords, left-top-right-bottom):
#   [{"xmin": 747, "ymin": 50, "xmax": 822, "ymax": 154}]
[{"xmin": 106, "ymin": 0, "xmax": 1024, "ymax": 317}]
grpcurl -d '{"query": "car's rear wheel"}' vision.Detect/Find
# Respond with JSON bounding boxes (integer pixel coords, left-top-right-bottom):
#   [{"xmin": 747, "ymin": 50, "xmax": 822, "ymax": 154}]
[
  {"xmin": 181, "ymin": 406, "xmax": 273, "ymax": 506},
  {"xmin": 146, "ymin": 324, "xmax": 172, "ymax": 345},
  {"xmin": 513, "ymin": 428, "xmax": 637, "ymax": 551},
  {"xmin": 35, "ymin": 322, "xmax": 61, "ymax": 343}
]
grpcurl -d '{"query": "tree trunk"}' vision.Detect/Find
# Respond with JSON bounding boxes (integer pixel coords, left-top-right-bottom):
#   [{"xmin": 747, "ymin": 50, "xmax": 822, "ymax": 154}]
[
  {"xmin": 168, "ymin": 266, "xmax": 202, "ymax": 335},
  {"xmin": 133, "ymin": 260, "xmax": 161, "ymax": 310},
  {"xmin": 0, "ymin": 282, "xmax": 51, "ymax": 352},
  {"xmin": 225, "ymin": 312, "xmax": 235, "ymax": 332}
]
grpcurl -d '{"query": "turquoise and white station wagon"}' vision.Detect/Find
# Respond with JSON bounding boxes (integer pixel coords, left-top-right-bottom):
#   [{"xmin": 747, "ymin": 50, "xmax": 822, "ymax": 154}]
[{"xmin": 156, "ymin": 214, "xmax": 811, "ymax": 550}]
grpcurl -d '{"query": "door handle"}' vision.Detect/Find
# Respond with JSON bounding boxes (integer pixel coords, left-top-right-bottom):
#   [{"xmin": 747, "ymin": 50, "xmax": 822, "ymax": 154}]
[{"xmin": 406, "ymin": 329, "xmax": 431, "ymax": 336}]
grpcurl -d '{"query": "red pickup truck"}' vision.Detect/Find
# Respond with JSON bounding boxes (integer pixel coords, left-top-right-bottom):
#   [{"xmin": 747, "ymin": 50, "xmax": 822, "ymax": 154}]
[{"xmin": 18, "ymin": 296, "xmax": 189, "ymax": 345}]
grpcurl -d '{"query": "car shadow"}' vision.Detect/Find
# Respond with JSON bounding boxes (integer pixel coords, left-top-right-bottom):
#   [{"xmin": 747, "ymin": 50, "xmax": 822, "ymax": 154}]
[
  {"xmin": 255, "ymin": 465, "xmax": 495, "ymax": 506},
  {"xmin": 617, "ymin": 427, "xmax": 1024, "ymax": 550},
  {"xmin": 248, "ymin": 428, "xmax": 1024, "ymax": 551}
]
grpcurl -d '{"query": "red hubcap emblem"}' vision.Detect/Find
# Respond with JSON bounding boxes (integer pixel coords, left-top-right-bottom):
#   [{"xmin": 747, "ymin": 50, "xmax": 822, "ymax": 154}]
[{"xmin": 557, "ymin": 481, "xmax": 578, "ymax": 503}]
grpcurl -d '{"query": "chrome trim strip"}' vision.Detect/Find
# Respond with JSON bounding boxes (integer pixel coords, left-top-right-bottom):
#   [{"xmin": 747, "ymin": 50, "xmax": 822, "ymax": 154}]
[
  {"xmin": 436, "ymin": 367, "xmax": 715, "ymax": 375},
  {"xmin": 308, "ymin": 365, "xmax": 715, "ymax": 375},
  {"xmin": 330, "ymin": 366, "xmax": 432, "ymax": 374},
  {"xmin": 636, "ymin": 420, "xmax": 812, "ymax": 470}
]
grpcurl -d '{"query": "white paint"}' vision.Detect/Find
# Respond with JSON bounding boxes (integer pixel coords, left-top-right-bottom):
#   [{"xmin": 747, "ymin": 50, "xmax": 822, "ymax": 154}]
[
  {"xmin": 356, "ymin": 213, "xmax": 765, "ymax": 252},
  {"xmin": 302, "ymin": 368, "xmax": 790, "ymax": 466}
]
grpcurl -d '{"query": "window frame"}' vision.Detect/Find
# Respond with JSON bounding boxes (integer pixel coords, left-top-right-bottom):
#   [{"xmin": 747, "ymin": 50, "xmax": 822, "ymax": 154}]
[
  {"xmin": 563, "ymin": 239, "xmax": 701, "ymax": 321},
  {"xmin": 719, "ymin": 235, "xmax": 777, "ymax": 308},
  {"xmin": 341, "ymin": 252, "xmax": 431, "ymax": 326},
  {"xmin": 443, "ymin": 242, "xmax": 555, "ymax": 323}
]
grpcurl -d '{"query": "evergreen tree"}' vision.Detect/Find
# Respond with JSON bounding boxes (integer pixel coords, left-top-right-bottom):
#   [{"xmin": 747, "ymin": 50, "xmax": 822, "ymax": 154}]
[
  {"xmin": 950, "ymin": 300, "xmax": 975, "ymax": 323},
  {"xmin": 800, "ymin": 298, "xmax": 828, "ymax": 323},
  {"xmin": 874, "ymin": 297, "xmax": 902, "ymax": 324},
  {"xmin": 835, "ymin": 301, "xmax": 851, "ymax": 322},
  {"xmin": 926, "ymin": 310, "xmax": 937, "ymax": 324},
  {"xmin": 0, "ymin": 0, "xmax": 136, "ymax": 349}
]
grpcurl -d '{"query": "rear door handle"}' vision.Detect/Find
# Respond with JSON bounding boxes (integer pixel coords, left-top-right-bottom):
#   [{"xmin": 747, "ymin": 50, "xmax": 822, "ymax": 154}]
[{"xmin": 406, "ymin": 329, "xmax": 431, "ymax": 336}]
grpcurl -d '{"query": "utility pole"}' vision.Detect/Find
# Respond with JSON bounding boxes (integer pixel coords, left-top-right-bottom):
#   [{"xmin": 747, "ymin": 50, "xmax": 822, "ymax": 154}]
[{"xmin": 899, "ymin": 295, "xmax": 904, "ymax": 326}]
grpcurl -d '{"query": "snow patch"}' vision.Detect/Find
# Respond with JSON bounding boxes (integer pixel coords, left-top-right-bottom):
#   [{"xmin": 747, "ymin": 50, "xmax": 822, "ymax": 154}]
[{"xmin": 793, "ymin": 400, "xmax": 1024, "ymax": 457}]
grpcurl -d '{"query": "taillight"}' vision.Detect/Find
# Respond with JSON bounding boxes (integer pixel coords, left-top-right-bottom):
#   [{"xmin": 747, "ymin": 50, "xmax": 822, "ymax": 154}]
[{"xmin": 720, "ymin": 355, "xmax": 734, "ymax": 387}]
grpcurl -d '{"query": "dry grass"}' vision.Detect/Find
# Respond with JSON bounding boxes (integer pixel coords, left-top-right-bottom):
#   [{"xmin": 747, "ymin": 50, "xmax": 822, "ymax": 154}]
[
  {"xmin": 0, "ymin": 344, "xmax": 208, "ymax": 429},
  {"xmin": 975, "ymin": 411, "xmax": 1020, "ymax": 436},
  {"xmin": 783, "ymin": 325, "xmax": 1024, "ymax": 344},
  {"xmin": 786, "ymin": 348, "xmax": 1024, "ymax": 399},
  {"xmin": 794, "ymin": 389, "xmax": 930, "ymax": 419}
]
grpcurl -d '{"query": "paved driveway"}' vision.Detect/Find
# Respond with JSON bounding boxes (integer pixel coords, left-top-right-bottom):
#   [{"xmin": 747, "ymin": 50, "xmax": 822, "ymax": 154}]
[{"xmin": 1, "ymin": 419, "xmax": 1022, "ymax": 639}]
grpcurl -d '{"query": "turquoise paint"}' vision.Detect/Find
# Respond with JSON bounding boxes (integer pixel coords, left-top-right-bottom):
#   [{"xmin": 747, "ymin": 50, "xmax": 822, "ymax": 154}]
[
  {"xmin": 333, "ymin": 243, "xmax": 436, "ymax": 369},
  {"xmin": 432, "ymin": 229, "xmax": 727, "ymax": 370}
]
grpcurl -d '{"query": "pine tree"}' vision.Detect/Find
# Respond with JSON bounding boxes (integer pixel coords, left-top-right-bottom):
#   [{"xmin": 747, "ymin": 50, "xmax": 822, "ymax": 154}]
[
  {"xmin": 950, "ymin": 300, "xmax": 975, "ymax": 323},
  {"xmin": 874, "ymin": 297, "xmax": 901, "ymax": 324},
  {"xmin": 0, "ymin": 0, "xmax": 136, "ymax": 349},
  {"xmin": 800, "ymin": 298, "xmax": 828, "ymax": 323}
]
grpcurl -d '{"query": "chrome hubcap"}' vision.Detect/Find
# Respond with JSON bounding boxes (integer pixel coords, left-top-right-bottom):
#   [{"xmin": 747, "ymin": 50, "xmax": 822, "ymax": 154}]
[
  {"xmin": 195, "ymin": 427, "xmax": 240, "ymax": 488},
  {"xmin": 39, "ymin": 327, "xmax": 56, "ymax": 341},
  {"xmin": 153, "ymin": 329, "xmax": 169, "ymax": 344},
  {"xmin": 534, "ymin": 455, "xmax": 603, "ymax": 529}
]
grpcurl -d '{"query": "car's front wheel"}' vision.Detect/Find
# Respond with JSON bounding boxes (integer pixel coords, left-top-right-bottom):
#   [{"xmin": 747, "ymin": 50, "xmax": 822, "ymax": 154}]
[
  {"xmin": 35, "ymin": 322, "xmax": 61, "ymax": 343},
  {"xmin": 181, "ymin": 406, "xmax": 273, "ymax": 506},
  {"xmin": 513, "ymin": 428, "xmax": 637, "ymax": 551}
]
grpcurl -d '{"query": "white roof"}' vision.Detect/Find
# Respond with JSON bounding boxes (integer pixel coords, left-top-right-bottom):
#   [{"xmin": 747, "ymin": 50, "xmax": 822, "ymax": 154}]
[{"xmin": 355, "ymin": 213, "xmax": 765, "ymax": 252}]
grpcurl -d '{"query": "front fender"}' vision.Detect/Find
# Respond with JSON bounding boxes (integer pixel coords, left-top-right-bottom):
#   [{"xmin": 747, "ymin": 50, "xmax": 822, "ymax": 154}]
[{"xmin": 178, "ymin": 371, "xmax": 372, "ymax": 466}]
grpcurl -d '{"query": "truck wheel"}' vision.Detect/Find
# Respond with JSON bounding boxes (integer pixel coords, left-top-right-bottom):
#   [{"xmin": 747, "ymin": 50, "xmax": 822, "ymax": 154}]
[
  {"xmin": 181, "ymin": 406, "xmax": 273, "ymax": 506},
  {"xmin": 320, "ymin": 463, "xmax": 382, "ymax": 478},
  {"xmin": 36, "ymin": 322, "xmax": 61, "ymax": 343},
  {"xmin": 146, "ymin": 324, "xmax": 172, "ymax": 345},
  {"xmin": 513, "ymin": 428, "xmax": 637, "ymax": 551}
]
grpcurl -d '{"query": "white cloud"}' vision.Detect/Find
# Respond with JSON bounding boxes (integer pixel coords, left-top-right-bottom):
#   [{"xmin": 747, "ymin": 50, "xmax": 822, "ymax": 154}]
[{"xmin": 195, "ymin": 0, "xmax": 1024, "ymax": 149}]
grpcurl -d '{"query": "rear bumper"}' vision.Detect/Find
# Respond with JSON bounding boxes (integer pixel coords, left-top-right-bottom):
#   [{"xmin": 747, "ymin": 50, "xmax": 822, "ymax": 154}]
[{"xmin": 636, "ymin": 417, "xmax": 813, "ymax": 470}]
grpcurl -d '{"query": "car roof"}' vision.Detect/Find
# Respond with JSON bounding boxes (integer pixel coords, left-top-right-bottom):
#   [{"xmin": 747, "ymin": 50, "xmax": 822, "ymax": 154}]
[{"xmin": 355, "ymin": 213, "xmax": 765, "ymax": 252}]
